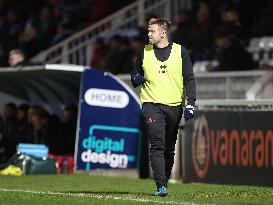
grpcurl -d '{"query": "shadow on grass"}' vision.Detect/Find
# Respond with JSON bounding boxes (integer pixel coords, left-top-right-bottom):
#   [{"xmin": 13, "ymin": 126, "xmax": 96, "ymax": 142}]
[{"xmin": 66, "ymin": 190, "xmax": 154, "ymax": 197}]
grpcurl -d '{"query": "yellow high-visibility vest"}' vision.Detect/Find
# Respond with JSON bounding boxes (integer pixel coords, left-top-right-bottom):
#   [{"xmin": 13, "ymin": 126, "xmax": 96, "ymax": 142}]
[{"xmin": 140, "ymin": 42, "xmax": 185, "ymax": 106}]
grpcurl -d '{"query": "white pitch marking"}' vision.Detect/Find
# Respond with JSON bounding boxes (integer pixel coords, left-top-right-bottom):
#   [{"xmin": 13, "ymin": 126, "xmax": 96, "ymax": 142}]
[{"xmin": 0, "ymin": 188, "xmax": 215, "ymax": 205}]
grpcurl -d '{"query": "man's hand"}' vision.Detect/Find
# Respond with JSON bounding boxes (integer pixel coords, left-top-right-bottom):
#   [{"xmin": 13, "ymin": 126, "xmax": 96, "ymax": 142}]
[
  {"xmin": 206, "ymin": 63, "xmax": 213, "ymax": 71},
  {"xmin": 184, "ymin": 105, "xmax": 194, "ymax": 121},
  {"xmin": 130, "ymin": 71, "xmax": 146, "ymax": 88}
]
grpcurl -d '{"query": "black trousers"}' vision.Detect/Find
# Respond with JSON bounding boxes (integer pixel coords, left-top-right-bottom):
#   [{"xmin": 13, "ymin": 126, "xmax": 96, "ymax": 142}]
[{"xmin": 142, "ymin": 103, "xmax": 182, "ymax": 189}]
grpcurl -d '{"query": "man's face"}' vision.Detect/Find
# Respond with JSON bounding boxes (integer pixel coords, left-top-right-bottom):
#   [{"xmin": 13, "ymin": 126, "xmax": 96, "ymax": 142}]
[
  {"xmin": 9, "ymin": 53, "xmax": 24, "ymax": 67},
  {"xmin": 3, "ymin": 106, "xmax": 15, "ymax": 119},
  {"xmin": 28, "ymin": 107, "xmax": 39, "ymax": 123},
  {"xmin": 148, "ymin": 24, "xmax": 164, "ymax": 45},
  {"xmin": 215, "ymin": 36, "xmax": 230, "ymax": 49},
  {"xmin": 64, "ymin": 111, "xmax": 74, "ymax": 123},
  {"xmin": 32, "ymin": 115, "xmax": 43, "ymax": 130},
  {"xmin": 17, "ymin": 110, "xmax": 26, "ymax": 121}
]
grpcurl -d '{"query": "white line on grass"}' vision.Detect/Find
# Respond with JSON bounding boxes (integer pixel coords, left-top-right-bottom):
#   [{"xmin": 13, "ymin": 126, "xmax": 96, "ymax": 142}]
[{"xmin": 0, "ymin": 188, "xmax": 215, "ymax": 205}]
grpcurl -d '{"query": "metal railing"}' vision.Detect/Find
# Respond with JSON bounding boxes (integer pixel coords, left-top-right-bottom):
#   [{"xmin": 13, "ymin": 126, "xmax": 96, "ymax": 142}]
[
  {"xmin": 118, "ymin": 71, "xmax": 273, "ymax": 100},
  {"xmin": 195, "ymin": 71, "xmax": 270, "ymax": 99},
  {"xmin": 196, "ymin": 99, "xmax": 273, "ymax": 111},
  {"xmin": 0, "ymin": 66, "xmax": 271, "ymax": 117},
  {"xmin": 31, "ymin": 0, "xmax": 171, "ymax": 65},
  {"xmin": 246, "ymin": 71, "xmax": 273, "ymax": 99}
]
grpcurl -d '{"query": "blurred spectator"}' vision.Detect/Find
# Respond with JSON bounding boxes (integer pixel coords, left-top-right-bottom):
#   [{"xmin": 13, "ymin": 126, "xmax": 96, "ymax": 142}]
[
  {"xmin": 221, "ymin": 6, "xmax": 243, "ymax": 41},
  {"xmin": 206, "ymin": 25, "xmax": 258, "ymax": 71},
  {"xmin": 19, "ymin": 13, "xmax": 38, "ymax": 57},
  {"xmin": 0, "ymin": 42, "xmax": 6, "ymax": 66},
  {"xmin": 8, "ymin": 49, "xmax": 29, "ymax": 67},
  {"xmin": 100, "ymin": 35, "xmax": 122, "ymax": 74},
  {"xmin": 36, "ymin": 6, "xmax": 56, "ymax": 50},
  {"xmin": 29, "ymin": 109, "xmax": 50, "ymax": 145},
  {"xmin": 16, "ymin": 103, "xmax": 30, "ymax": 143},
  {"xmin": 63, "ymin": 104, "xmax": 78, "ymax": 124},
  {"xmin": 90, "ymin": 37, "xmax": 107, "ymax": 68},
  {"xmin": 0, "ymin": 14, "xmax": 8, "ymax": 63},
  {"xmin": 0, "ymin": 0, "xmax": 269, "ymax": 69},
  {"xmin": 172, "ymin": 9, "xmax": 194, "ymax": 48},
  {"xmin": 5, "ymin": 9, "xmax": 22, "ymax": 51},
  {"xmin": 251, "ymin": 0, "xmax": 273, "ymax": 36},
  {"xmin": 89, "ymin": 0, "xmax": 128, "ymax": 24},
  {"xmin": 190, "ymin": 2, "xmax": 214, "ymax": 62},
  {"xmin": 27, "ymin": 105, "xmax": 43, "ymax": 125},
  {"xmin": 47, "ymin": 114, "xmax": 63, "ymax": 154},
  {"xmin": 101, "ymin": 35, "xmax": 134, "ymax": 74},
  {"xmin": 62, "ymin": 104, "xmax": 78, "ymax": 155},
  {"xmin": 51, "ymin": 22, "xmax": 71, "ymax": 45},
  {"xmin": 130, "ymin": 35, "xmax": 145, "ymax": 64},
  {"xmin": 117, "ymin": 37, "xmax": 134, "ymax": 74},
  {"xmin": 17, "ymin": 104, "xmax": 29, "ymax": 122},
  {"xmin": 0, "ymin": 0, "xmax": 134, "ymax": 67},
  {"xmin": 0, "ymin": 103, "xmax": 18, "ymax": 161}
]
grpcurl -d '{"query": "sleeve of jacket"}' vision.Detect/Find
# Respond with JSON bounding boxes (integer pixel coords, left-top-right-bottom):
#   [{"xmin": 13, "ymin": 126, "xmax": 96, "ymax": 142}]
[
  {"xmin": 130, "ymin": 48, "xmax": 144, "ymax": 87},
  {"xmin": 132, "ymin": 49, "xmax": 144, "ymax": 75},
  {"xmin": 182, "ymin": 46, "xmax": 196, "ymax": 107}
]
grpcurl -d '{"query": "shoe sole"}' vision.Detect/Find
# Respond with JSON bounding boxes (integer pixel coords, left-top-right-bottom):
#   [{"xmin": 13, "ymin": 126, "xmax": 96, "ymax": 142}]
[
  {"xmin": 155, "ymin": 192, "xmax": 168, "ymax": 197},
  {"xmin": 159, "ymin": 193, "xmax": 168, "ymax": 197}
]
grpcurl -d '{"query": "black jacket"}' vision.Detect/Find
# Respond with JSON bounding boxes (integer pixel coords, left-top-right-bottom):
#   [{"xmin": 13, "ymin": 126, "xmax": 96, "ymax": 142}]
[
  {"xmin": 214, "ymin": 39, "xmax": 258, "ymax": 71},
  {"xmin": 132, "ymin": 42, "xmax": 196, "ymax": 106}
]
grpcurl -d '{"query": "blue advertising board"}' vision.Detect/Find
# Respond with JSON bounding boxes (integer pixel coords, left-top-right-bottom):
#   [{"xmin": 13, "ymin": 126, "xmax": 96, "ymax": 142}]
[{"xmin": 75, "ymin": 69, "xmax": 142, "ymax": 170}]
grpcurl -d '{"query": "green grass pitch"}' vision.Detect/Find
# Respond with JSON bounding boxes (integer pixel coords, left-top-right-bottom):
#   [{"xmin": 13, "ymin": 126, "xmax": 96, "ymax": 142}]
[{"xmin": 0, "ymin": 174, "xmax": 273, "ymax": 205}]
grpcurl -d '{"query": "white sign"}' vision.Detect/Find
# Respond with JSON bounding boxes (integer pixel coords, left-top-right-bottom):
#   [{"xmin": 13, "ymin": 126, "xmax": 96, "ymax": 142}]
[{"xmin": 84, "ymin": 88, "xmax": 129, "ymax": 108}]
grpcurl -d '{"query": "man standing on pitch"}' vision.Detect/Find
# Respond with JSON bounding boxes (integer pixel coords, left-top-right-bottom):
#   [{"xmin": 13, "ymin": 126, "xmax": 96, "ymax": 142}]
[{"xmin": 131, "ymin": 18, "xmax": 196, "ymax": 196}]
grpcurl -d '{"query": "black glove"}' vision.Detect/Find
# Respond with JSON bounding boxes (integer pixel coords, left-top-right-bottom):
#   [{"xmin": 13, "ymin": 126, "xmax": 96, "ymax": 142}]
[
  {"xmin": 184, "ymin": 105, "xmax": 194, "ymax": 121},
  {"xmin": 130, "ymin": 71, "xmax": 146, "ymax": 88}
]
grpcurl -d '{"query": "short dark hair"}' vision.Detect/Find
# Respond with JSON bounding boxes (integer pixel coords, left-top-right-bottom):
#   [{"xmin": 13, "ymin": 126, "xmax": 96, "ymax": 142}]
[
  {"xmin": 64, "ymin": 104, "xmax": 78, "ymax": 114},
  {"xmin": 148, "ymin": 18, "xmax": 171, "ymax": 33},
  {"xmin": 5, "ymin": 102, "xmax": 17, "ymax": 110},
  {"xmin": 18, "ymin": 103, "xmax": 30, "ymax": 112}
]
